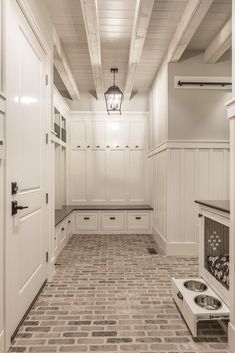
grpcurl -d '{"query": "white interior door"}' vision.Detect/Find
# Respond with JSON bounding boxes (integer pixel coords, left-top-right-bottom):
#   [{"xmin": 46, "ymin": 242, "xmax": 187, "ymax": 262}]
[{"xmin": 6, "ymin": 0, "xmax": 48, "ymax": 339}]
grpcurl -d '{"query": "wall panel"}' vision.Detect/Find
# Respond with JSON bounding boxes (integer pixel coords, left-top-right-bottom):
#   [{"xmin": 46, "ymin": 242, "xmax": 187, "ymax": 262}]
[{"xmin": 151, "ymin": 144, "xmax": 229, "ymax": 255}]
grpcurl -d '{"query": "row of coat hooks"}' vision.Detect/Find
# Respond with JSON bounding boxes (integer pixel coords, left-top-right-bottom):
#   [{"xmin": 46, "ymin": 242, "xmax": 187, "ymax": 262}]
[{"xmin": 76, "ymin": 145, "xmax": 141, "ymax": 149}]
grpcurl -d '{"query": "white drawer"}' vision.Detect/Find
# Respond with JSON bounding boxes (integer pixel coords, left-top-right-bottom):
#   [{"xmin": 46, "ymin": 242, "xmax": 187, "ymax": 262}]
[
  {"xmin": 127, "ymin": 212, "xmax": 149, "ymax": 230},
  {"xmin": 101, "ymin": 212, "xmax": 124, "ymax": 231},
  {"xmin": 75, "ymin": 212, "xmax": 99, "ymax": 231}
]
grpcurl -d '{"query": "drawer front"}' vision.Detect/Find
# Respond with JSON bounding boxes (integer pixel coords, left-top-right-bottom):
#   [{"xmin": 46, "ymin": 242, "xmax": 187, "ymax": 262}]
[
  {"xmin": 127, "ymin": 212, "xmax": 149, "ymax": 230},
  {"xmin": 75, "ymin": 212, "xmax": 99, "ymax": 231},
  {"xmin": 101, "ymin": 212, "xmax": 124, "ymax": 231}
]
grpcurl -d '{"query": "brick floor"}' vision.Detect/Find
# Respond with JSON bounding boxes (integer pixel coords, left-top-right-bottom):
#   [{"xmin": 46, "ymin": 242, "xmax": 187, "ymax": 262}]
[{"xmin": 10, "ymin": 234, "xmax": 229, "ymax": 352}]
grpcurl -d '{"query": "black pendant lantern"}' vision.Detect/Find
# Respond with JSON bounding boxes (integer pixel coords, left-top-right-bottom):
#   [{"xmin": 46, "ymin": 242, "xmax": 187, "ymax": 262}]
[{"xmin": 104, "ymin": 68, "xmax": 123, "ymax": 115}]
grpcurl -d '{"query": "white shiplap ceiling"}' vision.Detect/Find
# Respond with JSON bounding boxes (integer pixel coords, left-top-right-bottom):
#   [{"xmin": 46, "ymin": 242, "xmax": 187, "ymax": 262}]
[{"xmin": 46, "ymin": 0, "xmax": 232, "ymax": 99}]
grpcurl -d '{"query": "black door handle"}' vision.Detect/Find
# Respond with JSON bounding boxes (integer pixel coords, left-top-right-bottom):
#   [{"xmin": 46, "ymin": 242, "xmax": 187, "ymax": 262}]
[
  {"xmin": 177, "ymin": 292, "xmax": 183, "ymax": 300},
  {"xmin": 12, "ymin": 201, "xmax": 29, "ymax": 215}
]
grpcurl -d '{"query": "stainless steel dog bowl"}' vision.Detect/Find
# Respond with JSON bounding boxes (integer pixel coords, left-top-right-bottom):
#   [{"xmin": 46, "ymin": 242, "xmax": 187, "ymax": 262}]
[
  {"xmin": 194, "ymin": 295, "xmax": 222, "ymax": 310},
  {"xmin": 184, "ymin": 280, "xmax": 207, "ymax": 292}
]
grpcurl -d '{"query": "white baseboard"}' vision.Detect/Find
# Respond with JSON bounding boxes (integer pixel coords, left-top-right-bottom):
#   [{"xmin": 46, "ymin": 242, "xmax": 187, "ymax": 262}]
[
  {"xmin": 152, "ymin": 226, "xmax": 166, "ymax": 254},
  {"xmin": 166, "ymin": 241, "xmax": 198, "ymax": 256},
  {"xmin": 152, "ymin": 225, "xmax": 198, "ymax": 256},
  {"xmin": 228, "ymin": 323, "xmax": 235, "ymax": 353},
  {"xmin": 0, "ymin": 329, "xmax": 5, "ymax": 353}
]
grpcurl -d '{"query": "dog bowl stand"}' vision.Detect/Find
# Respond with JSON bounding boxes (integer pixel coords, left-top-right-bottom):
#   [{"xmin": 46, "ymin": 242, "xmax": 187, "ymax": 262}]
[{"xmin": 172, "ymin": 277, "xmax": 230, "ymax": 336}]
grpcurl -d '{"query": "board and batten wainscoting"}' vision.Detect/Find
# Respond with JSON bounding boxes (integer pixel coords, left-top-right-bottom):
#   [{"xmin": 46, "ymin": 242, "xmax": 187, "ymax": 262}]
[
  {"xmin": 67, "ymin": 112, "xmax": 150, "ymax": 205},
  {"xmin": 148, "ymin": 140, "xmax": 230, "ymax": 256}
]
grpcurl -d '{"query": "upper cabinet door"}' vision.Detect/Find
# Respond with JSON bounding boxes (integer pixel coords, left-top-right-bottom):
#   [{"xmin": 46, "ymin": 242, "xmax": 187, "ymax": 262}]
[
  {"xmin": 130, "ymin": 121, "xmax": 146, "ymax": 148},
  {"xmin": 92, "ymin": 121, "xmax": 106, "ymax": 147},
  {"xmin": 70, "ymin": 121, "xmax": 88, "ymax": 148},
  {"xmin": 110, "ymin": 120, "xmax": 129, "ymax": 148}
]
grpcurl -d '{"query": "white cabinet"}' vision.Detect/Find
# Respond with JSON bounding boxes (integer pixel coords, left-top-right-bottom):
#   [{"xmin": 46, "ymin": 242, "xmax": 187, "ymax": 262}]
[
  {"xmin": 74, "ymin": 212, "xmax": 99, "ymax": 232},
  {"xmin": 73, "ymin": 210, "xmax": 152, "ymax": 234},
  {"xmin": 127, "ymin": 212, "xmax": 150, "ymax": 230},
  {"xmin": 68, "ymin": 115, "xmax": 148, "ymax": 204},
  {"xmin": 101, "ymin": 212, "xmax": 125, "ymax": 231}
]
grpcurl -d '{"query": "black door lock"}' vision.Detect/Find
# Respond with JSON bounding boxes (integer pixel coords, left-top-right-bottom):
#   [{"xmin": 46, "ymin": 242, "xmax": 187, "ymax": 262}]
[
  {"xmin": 11, "ymin": 182, "xmax": 18, "ymax": 195},
  {"xmin": 12, "ymin": 201, "xmax": 29, "ymax": 216}
]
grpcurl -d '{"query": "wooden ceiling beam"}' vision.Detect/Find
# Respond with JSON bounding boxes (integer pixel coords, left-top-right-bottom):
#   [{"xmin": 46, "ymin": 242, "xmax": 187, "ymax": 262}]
[
  {"xmin": 124, "ymin": 0, "xmax": 154, "ymax": 100},
  {"xmin": 80, "ymin": 0, "xmax": 104, "ymax": 101},
  {"xmin": 167, "ymin": 0, "xmax": 213, "ymax": 63},
  {"xmin": 53, "ymin": 28, "xmax": 80, "ymax": 101},
  {"xmin": 205, "ymin": 17, "xmax": 232, "ymax": 64}
]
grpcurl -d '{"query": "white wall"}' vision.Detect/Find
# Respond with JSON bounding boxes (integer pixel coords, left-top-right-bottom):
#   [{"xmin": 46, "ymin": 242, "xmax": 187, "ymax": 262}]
[
  {"xmin": 68, "ymin": 112, "xmax": 149, "ymax": 205},
  {"xmin": 66, "ymin": 92, "xmax": 149, "ymax": 112},
  {"xmin": 149, "ymin": 50, "xmax": 231, "ymax": 255},
  {"xmin": 168, "ymin": 51, "xmax": 231, "ymax": 141}
]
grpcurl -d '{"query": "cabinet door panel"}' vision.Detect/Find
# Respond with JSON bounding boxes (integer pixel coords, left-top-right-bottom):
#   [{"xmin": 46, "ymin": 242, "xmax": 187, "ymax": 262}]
[
  {"xmin": 128, "ymin": 150, "xmax": 145, "ymax": 202},
  {"xmin": 108, "ymin": 150, "xmax": 126, "ymax": 201},
  {"xmin": 87, "ymin": 150, "xmax": 106, "ymax": 201},
  {"xmin": 110, "ymin": 121, "xmax": 129, "ymax": 147},
  {"xmin": 92, "ymin": 121, "xmax": 106, "ymax": 147},
  {"xmin": 71, "ymin": 121, "xmax": 87, "ymax": 146},
  {"xmin": 71, "ymin": 150, "xmax": 87, "ymax": 202},
  {"xmin": 130, "ymin": 121, "xmax": 145, "ymax": 147}
]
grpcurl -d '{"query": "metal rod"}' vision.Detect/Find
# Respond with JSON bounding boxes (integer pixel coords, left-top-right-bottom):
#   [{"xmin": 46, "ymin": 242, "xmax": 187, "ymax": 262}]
[{"xmin": 178, "ymin": 80, "xmax": 232, "ymax": 87}]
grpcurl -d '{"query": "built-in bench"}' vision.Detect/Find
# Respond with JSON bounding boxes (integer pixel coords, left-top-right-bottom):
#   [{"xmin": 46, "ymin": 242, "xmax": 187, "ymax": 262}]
[{"xmin": 54, "ymin": 205, "xmax": 153, "ymax": 260}]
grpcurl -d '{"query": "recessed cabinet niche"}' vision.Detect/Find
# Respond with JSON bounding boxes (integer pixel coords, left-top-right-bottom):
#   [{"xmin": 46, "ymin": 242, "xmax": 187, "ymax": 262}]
[{"xmin": 68, "ymin": 115, "xmax": 148, "ymax": 204}]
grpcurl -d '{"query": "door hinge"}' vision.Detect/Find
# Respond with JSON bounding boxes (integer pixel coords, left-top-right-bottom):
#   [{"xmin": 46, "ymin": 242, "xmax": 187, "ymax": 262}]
[
  {"xmin": 46, "ymin": 251, "xmax": 49, "ymax": 263},
  {"xmin": 46, "ymin": 133, "xmax": 49, "ymax": 144},
  {"xmin": 46, "ymin": 74, "xmax": 49, "ymax": 86},
  {"xmin": 46, "ymin": 193, "xmax": 49, "ymax": 204}
]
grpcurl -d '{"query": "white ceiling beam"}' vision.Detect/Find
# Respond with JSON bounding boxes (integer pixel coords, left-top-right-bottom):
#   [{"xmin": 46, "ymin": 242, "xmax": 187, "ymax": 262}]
[
  {"xmin": 124, "ymin": 0, "xmax": 154, "ymax": 100},
  {"xmin": 167, "ymin": 0, "xmax": 213, "ymax": 63},
  {"xmin": 53, "ymin": 28, "xmax": 80, "ymax": 101},
  {"xmin": 80, "ymin": 0, "xmax": 104, "ymax": 101},
  {"xmin": 205, "ymin": 18, "xmax": 232, "ymax": 63}
]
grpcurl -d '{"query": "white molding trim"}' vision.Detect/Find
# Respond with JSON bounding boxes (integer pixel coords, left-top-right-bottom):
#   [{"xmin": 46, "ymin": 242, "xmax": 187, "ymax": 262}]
[
  {"xmin": 0, "ymin": 330, "xmax": 4, "ymax": 353},
  {"xmin": 54, "ymin": 86, "xmax": 70, "ymax": 118},
  {"xmin": 16, "ymin": 0, "xmax": 50, "ymax": 54},
  {"xmin": 226, "ymin": 98, "xmax": 235, "ymax": 119},
  {"xmin": 69, "ymin": 110, "xmax": 149, "ymax": 116},
  {"xmin": 152, "ymin": 225, "xmax": 166, "ymax": 255},
  {"xmin": 152, "ymin": 226, "xmax": 198, "ymax": 256},
  {"xmin": 228, "ymin": 323, "xmax": 235, "ymax": 353},
  {"xmin": 148, "ymin": 140, "xmax": 230, "ymax": 157}
]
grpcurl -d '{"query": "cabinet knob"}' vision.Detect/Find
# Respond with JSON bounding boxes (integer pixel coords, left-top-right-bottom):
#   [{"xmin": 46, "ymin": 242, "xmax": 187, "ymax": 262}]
[
  {"xmin": 68, "ymin": 220, "xmax": 71, "ymax": 224},
  {"xmin": 62, "ymin": 227, "xmax": 64, "ymax": 231},
  {"xmin": 84, "ymin": 217, "xmax": 90, "ymax": 220},
  {"xmin": 110, "ymin": 217, "xmax": 116, "ymax": 220},
  {"xmin": 77, "ymin": 145, "xmax": 80, "ymax": 148},
  {"xmin": 136, "ymin": 217, "xmax": 141, "ymax": 220},
  {"xmin": 87, "ymin": 145, "xmax": 90, "ymax": 148}
]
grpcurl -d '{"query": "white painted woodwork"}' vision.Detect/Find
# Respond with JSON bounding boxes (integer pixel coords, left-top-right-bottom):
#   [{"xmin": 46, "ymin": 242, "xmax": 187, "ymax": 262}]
[
  {"xmin": 101, "ymin": 212, "xmax": 125, "ymax": 231},
  {"xmin": 124, "ymin": 0, "xmax": 154, "ymax": 99},
  {"xmin": 54, "ymin": 214, "xmax": 73, "ymax": 259},
  {"xmin": 75, "ymin": 212, "xmax": 99, "ymax": 231},
  {"xmin": 188, "ymin": 0, "xmax": 232, "ymax": 50},
  {"xmin": 197, "ymin": 204, "xmax": 230, "ymax": 306},
  {"xmin": 53, "ymin": 28, "xmax": 80, "ymax": 101},
  {"xmin": 5, "ymin": 0, "xmax": 49, "ymax": 339},
  {"xmin": 151, "ymin": 142, "xmax": 229, "ymax": 256},
  {"xmin": 0, "ymin": 95, "xmax": 5, "ymax": 353},
  {"xmin": 80, "ymin": 0, "xmax": 104, "ymax": 100},
  {"xmin": 226, "ymin": 97, "xmax": 235, "ymax": 352},
  {"xmin": 68, "ymin": 113, "xmax": 148, "ymax": 205},
  {"xmin": 167, "ymin": 0, "xmax": 213, "ymax": 63},
  {"xmin": 73, "ymin": 210, "xmax": 152, "ymax": 234},
  {"xmin": 205, "ymin": 17, "xmax": 232, "ymax": 64},
  {"xmin": 127, "ymin": 212, "xmax": 150, "ymax": 231}
]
